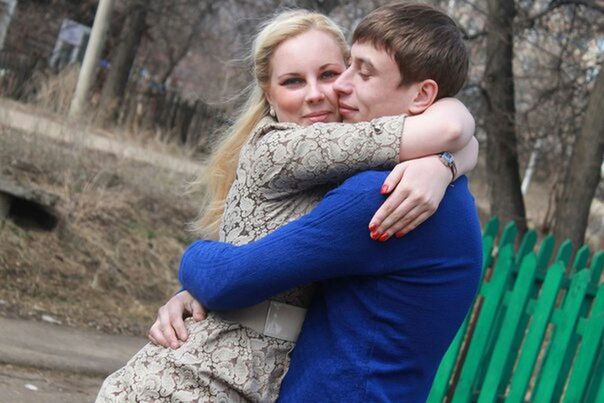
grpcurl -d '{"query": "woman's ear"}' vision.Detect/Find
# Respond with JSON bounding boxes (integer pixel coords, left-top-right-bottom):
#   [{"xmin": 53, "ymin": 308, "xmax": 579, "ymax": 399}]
[
  {"xmin": 407, "ymin": 79, "xmax": 438, "ymax": 115},
  {"xmin": 265, "ymin": 94, "xmax": 277, "ymax": 119},
  {"xmin": 265, "ymin": 92, "xmax": 274, "ymax": 109}
]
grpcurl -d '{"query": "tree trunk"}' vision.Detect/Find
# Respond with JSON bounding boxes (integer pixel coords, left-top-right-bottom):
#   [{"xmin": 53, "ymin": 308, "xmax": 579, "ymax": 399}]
[
  {"xmin": 554, "ymin": 66, "xmax": 604, "ymax": 248},
  {"xmin": 484, "ymin": 0, "xmax": 527, "ymax": 233},
  {"xmin": 97, "ymin": 1, "xmax": 147, "ymax": 125},
  {"xmin": 0, "ymin": 0, "xmax": 17, "ymax": 52},
  {"xmin": 69, "ymin": 0, "xmax": 114, "ymax": 118}
]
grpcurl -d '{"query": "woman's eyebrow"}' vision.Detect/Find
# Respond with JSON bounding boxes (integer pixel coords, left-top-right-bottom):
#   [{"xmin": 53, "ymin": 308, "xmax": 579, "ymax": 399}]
[
  {"xmin": 277, "ymin": 72, "xmax": 302, "ymax": 79},
  {"xmin": 319, "ymin": 63, "xmax": 343, "ymax": 70}
]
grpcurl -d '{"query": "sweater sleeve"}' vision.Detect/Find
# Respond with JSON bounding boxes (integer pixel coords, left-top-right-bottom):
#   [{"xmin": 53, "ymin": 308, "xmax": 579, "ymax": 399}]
[
  {"xmin": 179, "ymin": 182, "xmax": 412, "ymax": 310},
  {"xmin": 251, "ymin": 115, "xmax": 404, "ymax": 198}
]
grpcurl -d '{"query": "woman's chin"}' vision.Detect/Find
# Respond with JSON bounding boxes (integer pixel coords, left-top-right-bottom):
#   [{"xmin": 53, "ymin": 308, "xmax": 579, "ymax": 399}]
[
  {"xmin": 312, "ymin": 114, "xmax": 342, "ymax": 124},
  {"xmin": 296, "ymin": 113, "xmax": 342, "ymax": 126}
]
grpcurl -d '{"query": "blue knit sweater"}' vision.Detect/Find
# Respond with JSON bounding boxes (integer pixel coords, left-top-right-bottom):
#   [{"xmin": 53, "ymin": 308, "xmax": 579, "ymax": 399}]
[{"xmin": 179, "ymin": 171, "xmax": 483, "ymax": 402}]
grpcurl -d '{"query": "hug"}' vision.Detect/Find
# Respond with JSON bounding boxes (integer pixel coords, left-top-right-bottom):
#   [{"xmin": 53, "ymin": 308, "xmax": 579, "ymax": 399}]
[{"xmin": 97, "ymin": 2, "xmax": 482, "ymax": 402}]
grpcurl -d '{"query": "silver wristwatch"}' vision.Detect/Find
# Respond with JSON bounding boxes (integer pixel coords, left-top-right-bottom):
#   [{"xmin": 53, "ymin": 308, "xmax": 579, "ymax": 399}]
[{"xmin": 439, "ymin": 152, "xmax": 457, "ymax": 181}]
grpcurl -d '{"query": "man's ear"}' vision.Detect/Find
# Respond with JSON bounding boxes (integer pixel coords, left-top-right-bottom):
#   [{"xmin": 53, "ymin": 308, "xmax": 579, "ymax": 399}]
[{"xmin": 407, "ymin": 79, "xmax": 438, "ymax": 115}]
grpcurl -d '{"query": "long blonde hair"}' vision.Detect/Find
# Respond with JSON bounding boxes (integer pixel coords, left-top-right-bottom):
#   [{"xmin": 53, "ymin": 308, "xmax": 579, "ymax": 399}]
[{"xmin": 190, "ymin": 10, "xmax": 348, "ymax": 238}]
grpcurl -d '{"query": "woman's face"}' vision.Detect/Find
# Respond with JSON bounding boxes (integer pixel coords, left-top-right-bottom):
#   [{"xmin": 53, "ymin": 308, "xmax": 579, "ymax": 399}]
[{"xmin": 266, "ymin": 29, "xmax": 347, "ymax": 126}]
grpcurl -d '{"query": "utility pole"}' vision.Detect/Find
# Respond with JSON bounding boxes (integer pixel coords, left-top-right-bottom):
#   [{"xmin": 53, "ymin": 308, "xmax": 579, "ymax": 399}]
[
  {"xmin": 0, "ymin": 0, "xmax": 17, "ymax": 51},
  {"xmin": 69, "ymin": 0, "xmax": 114, "ymax": 118}
]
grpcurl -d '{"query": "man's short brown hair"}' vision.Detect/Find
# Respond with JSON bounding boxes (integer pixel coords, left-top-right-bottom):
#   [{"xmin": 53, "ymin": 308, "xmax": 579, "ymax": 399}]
[{"xmin": 353, "ymin": 2, "xmax": 469, "ymax": 99}]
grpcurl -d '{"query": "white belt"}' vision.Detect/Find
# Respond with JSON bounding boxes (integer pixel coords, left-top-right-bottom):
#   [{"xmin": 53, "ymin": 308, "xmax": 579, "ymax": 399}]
[{"xmin": 217, "ymin": 301, "xmax": 307, "ymax": 342}]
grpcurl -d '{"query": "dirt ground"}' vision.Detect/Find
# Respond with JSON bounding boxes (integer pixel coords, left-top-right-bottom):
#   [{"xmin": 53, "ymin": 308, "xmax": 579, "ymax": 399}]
[
  {"xmin": 0, "ymin": 363, "xmax": 102, "ymax": 403},
  {"xmin": 0, "ymin": 126, "xmax": 200, "ymax": 336}
]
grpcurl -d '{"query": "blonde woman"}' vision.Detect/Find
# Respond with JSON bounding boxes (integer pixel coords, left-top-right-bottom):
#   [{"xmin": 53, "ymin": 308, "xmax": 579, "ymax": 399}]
[{"xmin": 97, "ymin": 9, "xmax": 476, "ymax": 402}]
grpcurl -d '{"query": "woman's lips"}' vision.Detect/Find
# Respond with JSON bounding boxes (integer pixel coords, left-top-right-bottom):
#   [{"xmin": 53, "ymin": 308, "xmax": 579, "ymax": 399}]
[{"xmin": 304, "ymin": 111, "xmax": 331, "ymax": 123}]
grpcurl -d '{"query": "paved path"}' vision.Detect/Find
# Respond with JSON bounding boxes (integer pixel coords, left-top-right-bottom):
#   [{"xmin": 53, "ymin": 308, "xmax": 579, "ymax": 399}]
[
  {"xmin": 0, "ymin": 363, "xmax": 103, "ymax": 403},
  {"xmin": 0, "ymin": 317, "xmax": 147, "ymax": 402},
  {"xmin": 0, "ymin": 317, "xmax": 147, "ymax": 376}
]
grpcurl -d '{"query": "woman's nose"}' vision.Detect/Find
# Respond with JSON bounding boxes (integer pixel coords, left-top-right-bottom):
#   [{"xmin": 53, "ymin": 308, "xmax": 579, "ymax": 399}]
[{"xmin": 305, "ymin": 82, "xmax": 326, "ymax": 103}]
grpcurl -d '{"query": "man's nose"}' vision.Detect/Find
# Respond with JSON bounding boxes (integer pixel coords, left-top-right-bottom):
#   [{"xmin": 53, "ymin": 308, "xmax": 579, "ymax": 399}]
[
  {"xmin": 305, "ymin": 81, "xmax": 326, "ymax": 103},
  {"xmin": 334, "ymin": 67, "xmax": 353, "ymax": 95}
]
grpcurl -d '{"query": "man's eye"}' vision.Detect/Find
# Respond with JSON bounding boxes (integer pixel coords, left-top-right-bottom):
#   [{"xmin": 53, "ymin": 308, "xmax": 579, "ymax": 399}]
[
  {"xmin": 282, "ymin": 78, "xmax": 303, "ymax": 86},
  {"xmin": 359, "ymin": 72, "xmax": 370, "ymax": 80},
  {"xmin": 321, "ymin": 70, "xmax": 340, "ymax": 79}
]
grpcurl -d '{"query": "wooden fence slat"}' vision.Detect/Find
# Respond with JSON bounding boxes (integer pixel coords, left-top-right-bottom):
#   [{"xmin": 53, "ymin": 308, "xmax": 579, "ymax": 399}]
[
  {"xmin": 483, "ymin": 217, "xmax": 500, "ymax": 240},
  {"xmin": 563, "ymin": 285, "xmax": 604, "ymax": 402},
  {"xmin": 478, "ymin": 253, "xmax": 538, "ymax": 403},
  {"xmin": 589, "ymin": 251, "xmax": 604, "ymax": 285},
  {"xmin": 498, "ymin": 222, "xmax": 518, "ymax": 249},
  {"xmin": 426, "ymin": 318, "xmax": 469, "ymax": 403},
  {"xmin": 581, "ymin": 343, "xmax": 603, "ymax": 403},
  {"xmin": 532, "ymin": 269, "xmax": 592, "ymax": 402},
  {"xmin": 535, "ymin": 234, "xmax": 555, "ymax": 273},
  {"xmin": 475, "ymin": 231, "xmax": 531, "ymax": 389},
  {"xmin": 594, "ymin": 361, "xmax": 604, "ymax": 403},
  {"xmin": 515, "ymin": 230, "xmax": 537, "ymax": 266},
  {"xmin": 451, "ymin": 244, "xmax": 515, "ymax": 403},
  {"xmin": 505, "ymin": 262, "xmax": 565, "ymax": 403},
  {"xmin": 426, "ymin": 231, "xmax": 497, "ymax": 402},
  {"xmin": 571, "ymin": 245, "xmax": 591, "ymax": 275},
  {"xmin": 555, "ymin": 240, "xmax": 573, "ymax": 267}
]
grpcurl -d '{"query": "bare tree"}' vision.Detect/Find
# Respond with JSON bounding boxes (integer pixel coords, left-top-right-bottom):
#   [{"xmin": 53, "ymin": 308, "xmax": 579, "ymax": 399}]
[
  {"xmin": 554, "ymin": 65, "xmax": 604, "ymax": 247},
  {"xmin": 483, "ymin": 0, "xmax": 527, "ymax": 232},
  {"xmin": 148, "ymin": 0, "xmax": 216, "ymax": 85},
  {"xmin": 97, "ymin": 0, "xmax": 149, "ymax": 124}
]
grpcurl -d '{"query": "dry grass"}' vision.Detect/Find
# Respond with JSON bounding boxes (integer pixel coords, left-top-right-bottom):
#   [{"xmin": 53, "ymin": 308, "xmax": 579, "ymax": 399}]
[
  {"xmin": 32, "ymin": 65, "xmax": 80, "ymax": 116},
  {"xmin": 27, "ymin": 67, "xmax": 202, "ymax": 161},
  {"xmin": 0, "ymin": 126, "xmax": 199, "ymax": 335}
]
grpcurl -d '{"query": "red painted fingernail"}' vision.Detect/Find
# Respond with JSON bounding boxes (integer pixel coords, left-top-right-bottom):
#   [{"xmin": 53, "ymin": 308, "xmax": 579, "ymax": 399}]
[
  {"xmin": 369, "ymin": 223, "xmax": 378, "ymax": 232},
  {"xmin": 380, "ymin": 184, "xmax": 389, "ymax": 194},
  {"xmin": 395, "ymin": 231, "xmax": 404, "ymax": 238},
  {"xmin": 379, "ymin": 233, "xmax": 390, "ymax": 242},
  {"xmin": 370, "ymin": 231, "xmax": 381, "ymax": 240}
]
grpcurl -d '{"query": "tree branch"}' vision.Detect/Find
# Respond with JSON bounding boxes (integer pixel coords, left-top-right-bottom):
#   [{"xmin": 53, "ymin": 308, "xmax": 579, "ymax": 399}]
[{"xmin": 522, "ymin": 0, "xmax": 603, "ymax": 27}]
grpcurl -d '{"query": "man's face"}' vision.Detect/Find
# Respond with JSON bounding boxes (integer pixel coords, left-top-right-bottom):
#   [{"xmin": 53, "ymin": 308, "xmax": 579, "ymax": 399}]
[{"xmin": 333, "ymin": 41, "xmax": 418, "ymax": 122}]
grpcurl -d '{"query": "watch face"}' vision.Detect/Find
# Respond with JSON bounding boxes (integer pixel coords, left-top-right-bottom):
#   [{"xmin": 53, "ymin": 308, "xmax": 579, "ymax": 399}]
[{"xmin": 441, "ymin": 152, "xmax": 454, "ymax": 165}]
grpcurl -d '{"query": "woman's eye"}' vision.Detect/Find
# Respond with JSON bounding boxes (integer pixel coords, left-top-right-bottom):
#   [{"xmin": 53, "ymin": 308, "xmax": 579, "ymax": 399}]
[
  {"xmin": 321, "ymin": 70, "xmax": 341, "ymax": 79},
  {"xmin": 282, "ymin": 78, "xmax": 303, "ymax": 86}
]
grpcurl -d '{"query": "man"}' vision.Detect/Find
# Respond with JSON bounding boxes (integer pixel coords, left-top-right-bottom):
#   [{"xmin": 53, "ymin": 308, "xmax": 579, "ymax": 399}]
[{"xmin": 178, "ymin": 3, "xmax": 483, "ymax": 401}]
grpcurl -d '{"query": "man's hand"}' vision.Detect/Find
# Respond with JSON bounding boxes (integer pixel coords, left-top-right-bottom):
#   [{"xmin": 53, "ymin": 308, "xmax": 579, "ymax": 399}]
[
  {"xmin": 368, "ymin": 156, "xmax": 451, "ymax": 241},
  {"xmin": 148, "ymin": 290, "xmax": 207, "ymax": 349}
]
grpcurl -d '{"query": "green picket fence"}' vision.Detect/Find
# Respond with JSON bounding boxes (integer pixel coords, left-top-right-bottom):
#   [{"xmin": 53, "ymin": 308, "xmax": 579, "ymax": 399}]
[{"xmin": 427, "ymin": 217, "xmax": 604, "ymax": 403}]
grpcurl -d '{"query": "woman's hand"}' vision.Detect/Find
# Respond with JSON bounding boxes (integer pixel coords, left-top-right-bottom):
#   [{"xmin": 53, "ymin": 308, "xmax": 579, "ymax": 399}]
[
  {"xmin": 368, "ymin": 156, "xmax": 451, "ymax": 241},
  {"xmin": 148, "ymin": 290, "xmax": 207, "ymax": 349}
]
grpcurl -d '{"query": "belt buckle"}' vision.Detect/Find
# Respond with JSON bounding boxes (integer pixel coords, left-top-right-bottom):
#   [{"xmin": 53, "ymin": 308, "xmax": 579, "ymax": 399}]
[{"xmin": 263, "ymin": 301, "xmax": 307, "ymax": 342}]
